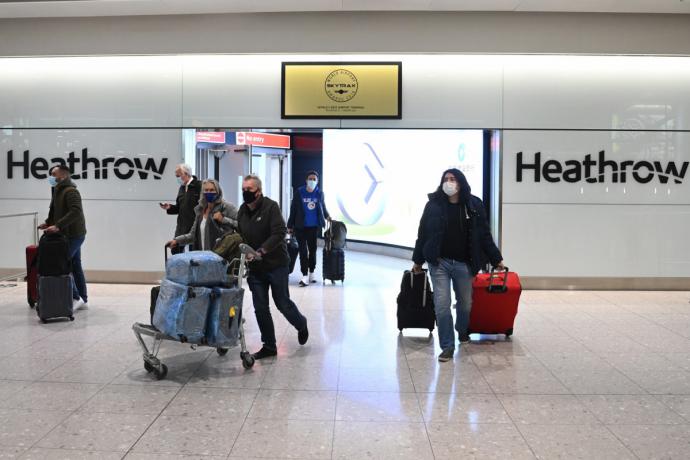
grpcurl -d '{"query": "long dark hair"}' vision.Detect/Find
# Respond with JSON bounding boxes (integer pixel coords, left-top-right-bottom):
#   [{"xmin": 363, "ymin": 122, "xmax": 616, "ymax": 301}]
[{"xmin": 432, "ymin": 168, "xmax": 472, "ymax": 203}]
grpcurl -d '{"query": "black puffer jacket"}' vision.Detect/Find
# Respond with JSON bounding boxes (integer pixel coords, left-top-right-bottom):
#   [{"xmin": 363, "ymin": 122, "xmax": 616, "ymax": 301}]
[{"xmin": 412, "ymin": 169, "xmax": 502, "ymax": 276}]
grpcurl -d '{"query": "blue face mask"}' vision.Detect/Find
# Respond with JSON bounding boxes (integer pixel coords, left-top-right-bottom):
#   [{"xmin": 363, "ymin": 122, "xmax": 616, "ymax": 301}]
[
  {"xmin": 204, "ymin": 192, "xmax": 217, "ymax": 203},
  {"xmin": 176, "ymin": 176, "xmax": 184, "ymax": 186},
  {"xmin": 48, "ymin": 176, "xmax": 58, "ymax": 187},
  {"xmin": 306, "ymin": 179, "xmax": 318, "ymax": 190}
]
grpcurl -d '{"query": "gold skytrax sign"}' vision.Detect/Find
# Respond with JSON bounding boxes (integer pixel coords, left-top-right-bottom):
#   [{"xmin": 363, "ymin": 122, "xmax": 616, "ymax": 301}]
[{"xmin": 281, "ymin": 62, "xmax": 402, "ymax": 119}]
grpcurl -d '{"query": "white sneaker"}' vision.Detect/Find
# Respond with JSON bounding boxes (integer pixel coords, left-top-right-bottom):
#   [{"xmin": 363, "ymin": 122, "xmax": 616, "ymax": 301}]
[
  {"xmin": 299, "ymin": 276, "xmax": 309, "ymax": 287},
  {"xmin": 308, "ymin": 272, "xmax": 316, "ymax": 284},
  {"xmin": 72, "ymin": 298, "xmax": 85, "ymax": 311}
]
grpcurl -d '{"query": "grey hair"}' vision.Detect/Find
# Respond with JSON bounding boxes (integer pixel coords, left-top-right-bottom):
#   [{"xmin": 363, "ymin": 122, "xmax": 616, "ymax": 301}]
[
  {"xmin": 176, "ymin": 163, "xmax": 193, "ymax": 176},
  {"xmin": 243, "ymin": 174, "xmax": 263, "ymax": 191},
  {"xmin": 199, "ymin": 179, "xmax": 223, "ymax": 206}
]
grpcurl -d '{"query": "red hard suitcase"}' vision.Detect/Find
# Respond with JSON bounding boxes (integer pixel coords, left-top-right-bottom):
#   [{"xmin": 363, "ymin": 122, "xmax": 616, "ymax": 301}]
[
  {"xmin": 25, "ymin": 245, "xmax": 39, "ymax": 308},
  {"xmin": 469, "ymin": 268, "xmax": 521, "ymax": 337}
]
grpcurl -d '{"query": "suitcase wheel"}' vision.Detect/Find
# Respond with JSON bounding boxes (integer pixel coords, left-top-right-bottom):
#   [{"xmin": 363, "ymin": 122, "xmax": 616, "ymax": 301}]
[
  {"xmin": 40, "ymin": 318, "xmax": 47, "ymax": 324},
  {"xmin": 216, "ymin": 347, "xmax": 229, "ymax": 356},
  {"xmin": 505, "ymin": 328, "xmax": 513, "ymax": 337},
  {"xmin": 28, "ymin": 297, "xmax": 35, "ymax": 308},
  {"xmin": 69, "ymin": 316, "xmax": 75, "ymax": 322},
  {"xmin": 153, "ymin": 364, "xmax": 168, "ymax": 380}
]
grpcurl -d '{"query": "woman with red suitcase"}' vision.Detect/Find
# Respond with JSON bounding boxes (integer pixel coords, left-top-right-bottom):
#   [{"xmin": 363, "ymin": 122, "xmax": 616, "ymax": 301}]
[{"xmin": 412, "ymin": 168, "xmax": 504, "ymax": 363}]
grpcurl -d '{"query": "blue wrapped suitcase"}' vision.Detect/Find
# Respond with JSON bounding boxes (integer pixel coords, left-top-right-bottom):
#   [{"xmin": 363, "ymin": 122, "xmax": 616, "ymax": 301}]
[
  {"xmin": 205, "ymin": 287, "xmax": 244, "ymax": 348},
  {"xmin": 165, "ymin": 250, "xmax": 229, "ymax": 287},
  {"xmin": 152, "ymin": 278, "xmax": 212, "ymax": 343}
]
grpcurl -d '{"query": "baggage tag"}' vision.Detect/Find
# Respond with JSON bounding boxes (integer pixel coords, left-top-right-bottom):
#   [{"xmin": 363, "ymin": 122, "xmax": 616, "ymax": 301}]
[{"xmin": 229, "ymin": 306, "xmax": 236, "ymax": 318}]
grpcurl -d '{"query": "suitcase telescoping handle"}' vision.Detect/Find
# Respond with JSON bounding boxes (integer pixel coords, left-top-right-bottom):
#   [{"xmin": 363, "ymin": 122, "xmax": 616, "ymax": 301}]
[
  {"xmin": 487, "ymin": 267, "xmax": 510, "ymax": 294},
  {"xmin": 408, "ymin": 269, "xmax": 430, "ymax": 308}
]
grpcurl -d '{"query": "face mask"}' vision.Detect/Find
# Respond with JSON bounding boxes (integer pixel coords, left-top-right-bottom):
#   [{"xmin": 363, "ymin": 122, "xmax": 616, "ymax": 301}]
[
  {"xmin": 442, "ymin": 181, "xmax": 458, "ymax": 196},
  {"xmin": 306, "ymin": 180, "xmax": 317, "ymax": 190},
  {"xmin": 48, "ymin": 176, "xmax": 58, "ymax": 187},
  {"xmin": 243, "ymin": 190, "xmax": 258, "ymax": 204},
  {"xmin": 204, "ymin": 192, "xmax": 217, "ymax": 203},
  {"xmin": 176, "ymin": 177, "xmax": 184, "ymax": 186}
]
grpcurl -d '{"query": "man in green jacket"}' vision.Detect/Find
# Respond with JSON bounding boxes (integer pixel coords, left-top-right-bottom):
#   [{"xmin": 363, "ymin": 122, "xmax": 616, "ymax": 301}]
[
  {"xmin": 237, "ymin": 174, "xmax": 309, "ymax": 359},
  {"xmin": 39, "ymin": 165, "xmax": 88, "ymax": 310}
]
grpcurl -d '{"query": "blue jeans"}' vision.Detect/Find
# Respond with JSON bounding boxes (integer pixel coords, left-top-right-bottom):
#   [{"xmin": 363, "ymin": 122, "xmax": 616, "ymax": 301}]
[
  {"xmin": 68, "ymin": 236, "xmax": 87, "ymax": 302},
  {"xmin": 247, "ymin": 265, "xmax": 307, "ymax": 350},
  {"xmin": 429, "ymin": 259, "xmax": 473, "ymax": 350}
]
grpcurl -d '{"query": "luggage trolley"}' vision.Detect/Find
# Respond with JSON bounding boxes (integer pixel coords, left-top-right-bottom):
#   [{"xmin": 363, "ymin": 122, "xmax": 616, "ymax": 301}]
[{"xmin": 131, "ymin": 244, "xmax": 259, "ymax": 380}]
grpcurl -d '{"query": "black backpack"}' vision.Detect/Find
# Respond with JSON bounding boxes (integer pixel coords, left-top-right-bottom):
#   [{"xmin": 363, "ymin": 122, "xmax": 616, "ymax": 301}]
[{"xmin": 38, "ymin": 233, "xmax": 72, "ymax": 276}]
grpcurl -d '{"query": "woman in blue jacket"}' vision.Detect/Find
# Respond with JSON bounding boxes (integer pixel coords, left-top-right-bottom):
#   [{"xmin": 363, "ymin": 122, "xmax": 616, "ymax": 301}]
[
  {"xmin": 287, "ymin": 170, "xmax": 331, "ymax": 287},
  {"xmin": 412, "ymin": 168, "xmax": 504, "ymax": 363}
]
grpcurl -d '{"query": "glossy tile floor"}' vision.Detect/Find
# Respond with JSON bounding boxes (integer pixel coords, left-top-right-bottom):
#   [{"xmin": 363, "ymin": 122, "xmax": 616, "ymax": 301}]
[{"xmin": 1, "ymin": 252, "xmax": 690, "ymax": 459}]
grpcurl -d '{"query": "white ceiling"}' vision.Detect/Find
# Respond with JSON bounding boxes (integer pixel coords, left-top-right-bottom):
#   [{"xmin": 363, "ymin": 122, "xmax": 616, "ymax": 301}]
[{"xmin": 0, "ymin": 0, "xmax": 689, "ymax": 18}]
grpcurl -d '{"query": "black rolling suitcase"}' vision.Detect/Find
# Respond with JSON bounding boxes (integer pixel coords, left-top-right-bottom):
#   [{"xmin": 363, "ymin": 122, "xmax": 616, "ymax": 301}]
[
  {"xmin": 322, "ymin": 248, "xmax": 345, "ymax": 284},
  {"xmin": 396, "ymin": 270, "xmax": 435, "ymax": 332},
  {"xmin": 37, "ymin": 275, "xmax": 74, "ymax": 323}
]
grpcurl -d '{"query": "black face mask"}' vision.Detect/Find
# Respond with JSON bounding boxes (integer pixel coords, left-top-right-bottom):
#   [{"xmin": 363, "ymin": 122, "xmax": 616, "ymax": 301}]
[{"xmin": 243, "ymin": 190, "xmax": 258, "ymax": 204}]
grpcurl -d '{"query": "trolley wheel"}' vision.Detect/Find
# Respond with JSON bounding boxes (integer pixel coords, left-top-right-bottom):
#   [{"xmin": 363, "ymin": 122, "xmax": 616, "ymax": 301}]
[
  {"xmin": 216, "ymin": 347, "xmax": 229, "ymax": 356},
  {"xmin": 505, "ymin": 328, "xmax": 513, "ymax": 337},
  {"xmin": 144, "ymin": 361, "xmax": 154, "ymax": 373},
  {"xmin": 242, "ymin": 356, "xmax": 255, "ymax": 370},
  {"xmin": 240, "ymin": 351, "xmax": 255, "ymax": 370},
  {"xmin": 69, "ymin": 316, "xmax": 74, "ymax": 321},
  {"xmin": 153, "ymin": 364, "xmax": 168, "ymax": 380},
  {"xmin": 331, "ymin": 280, "xmax": 336, "ymax": 285}
]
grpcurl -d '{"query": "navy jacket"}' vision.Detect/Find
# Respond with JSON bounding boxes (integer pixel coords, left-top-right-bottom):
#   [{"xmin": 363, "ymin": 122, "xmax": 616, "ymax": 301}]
[
  {"xmin": 287, "ymin": 186, "xmax": 330, "ymax": 230},
  {"xmin": 412, "ymin": 191, "xmax": 502, "ymax": 276}
]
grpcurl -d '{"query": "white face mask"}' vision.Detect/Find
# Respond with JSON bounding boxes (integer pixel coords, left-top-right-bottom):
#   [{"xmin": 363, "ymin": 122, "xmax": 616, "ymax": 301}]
[
  {"xmin": 306, "ymin": 179, "xmax": 317, "ymax": 190},
  {"xmin": 442, "ymin": 181, "xmax": 458, "ymax": 196}
]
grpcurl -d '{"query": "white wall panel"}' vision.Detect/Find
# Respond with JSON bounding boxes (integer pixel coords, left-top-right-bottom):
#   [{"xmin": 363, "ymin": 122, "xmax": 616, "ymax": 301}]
[
  {"xmin": 181, "ymin": 55, "xmax": 340, "ymax": 129},
  {"xmin": 503, "ymin": 56, "xmax": 690, "ymax": 131},
  {"xmin": 0, "ymin": 129, "xmax": 183, "ymax": 274},
  {"xmin": 503, "ymin": 130, "xmax": 690, "ymax": 205},
  {"xmin": 502, "ymin": 203, "xmax": 690, "ymax": 277},
  {"xmin": 184, "ymin": 54, "xmax": 503, "ymax": 129},
  {"xmin": 502, "ymin": 130, "xmax": 690, "ymax": 277},
  {"xmin": 340, "ymin": 55, "xmax": 503, "ymax": 128},
  {"xmin": 0, "ymin": 57, "xmax": 182, "ymax": 128}
]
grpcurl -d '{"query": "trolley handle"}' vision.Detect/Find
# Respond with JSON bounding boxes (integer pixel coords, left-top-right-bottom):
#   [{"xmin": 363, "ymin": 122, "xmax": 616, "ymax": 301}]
[
  {"xmin": 239, "ymin": 243, "xmax": 262, "ymax": 261},
  {"xmin": 487, "ymin": 266, "xmax": 510, "ymax": 294}
]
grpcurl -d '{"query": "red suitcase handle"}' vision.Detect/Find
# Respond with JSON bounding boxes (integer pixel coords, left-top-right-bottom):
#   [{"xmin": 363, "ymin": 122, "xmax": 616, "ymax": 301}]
[{"xmin": 487, "ymin": 267, "xmax": 510, "ymax": 294}]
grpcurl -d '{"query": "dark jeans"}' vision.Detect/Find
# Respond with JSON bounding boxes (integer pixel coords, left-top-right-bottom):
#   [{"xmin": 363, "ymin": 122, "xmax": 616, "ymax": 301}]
[
  {"xmin": 68, "ymin": 236, "xmax": 87, "ymax": 302},
  {"xmin": 295, "ymin": 227, "xmax": 318, "ymax": 276},
  {"xmin": 247, "ymin": 265, "xmax": 307, "ymax": 350}
]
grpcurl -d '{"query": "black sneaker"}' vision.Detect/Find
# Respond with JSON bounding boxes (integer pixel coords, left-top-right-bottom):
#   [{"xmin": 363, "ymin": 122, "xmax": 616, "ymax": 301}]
[
  {"xmin": 438, "ymin": 348, "xmax": 454, "ymax": 362},
  {"xmin": 298, "ymin": 322, "xmax": 309, "ymax": 345},
  {"xmin": 252, "ymin": 347, "xmax": 277, "ymax": 360},
  {"xmin": 459, "ymin": 335, "xmax": 471, "ymax": 345}
]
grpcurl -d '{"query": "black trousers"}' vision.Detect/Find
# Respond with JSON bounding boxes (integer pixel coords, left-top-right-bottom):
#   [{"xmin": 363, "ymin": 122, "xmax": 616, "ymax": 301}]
[{"xmin": 295, "ymin": 226, "xmax": 318, "ymax": 276}]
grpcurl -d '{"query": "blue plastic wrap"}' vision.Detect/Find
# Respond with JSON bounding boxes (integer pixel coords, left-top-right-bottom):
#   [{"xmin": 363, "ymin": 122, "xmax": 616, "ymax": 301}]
[
  {"xmin": 205, "ymin": 286, "xmax": 244, "ymax": 347},
  {"xmin": 152, "ymin": 278, "xmax": 212, "ymax": 343},
  {"xmin": 165, "ymin": 251, "xmax": 229, "ymax": 287}
]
